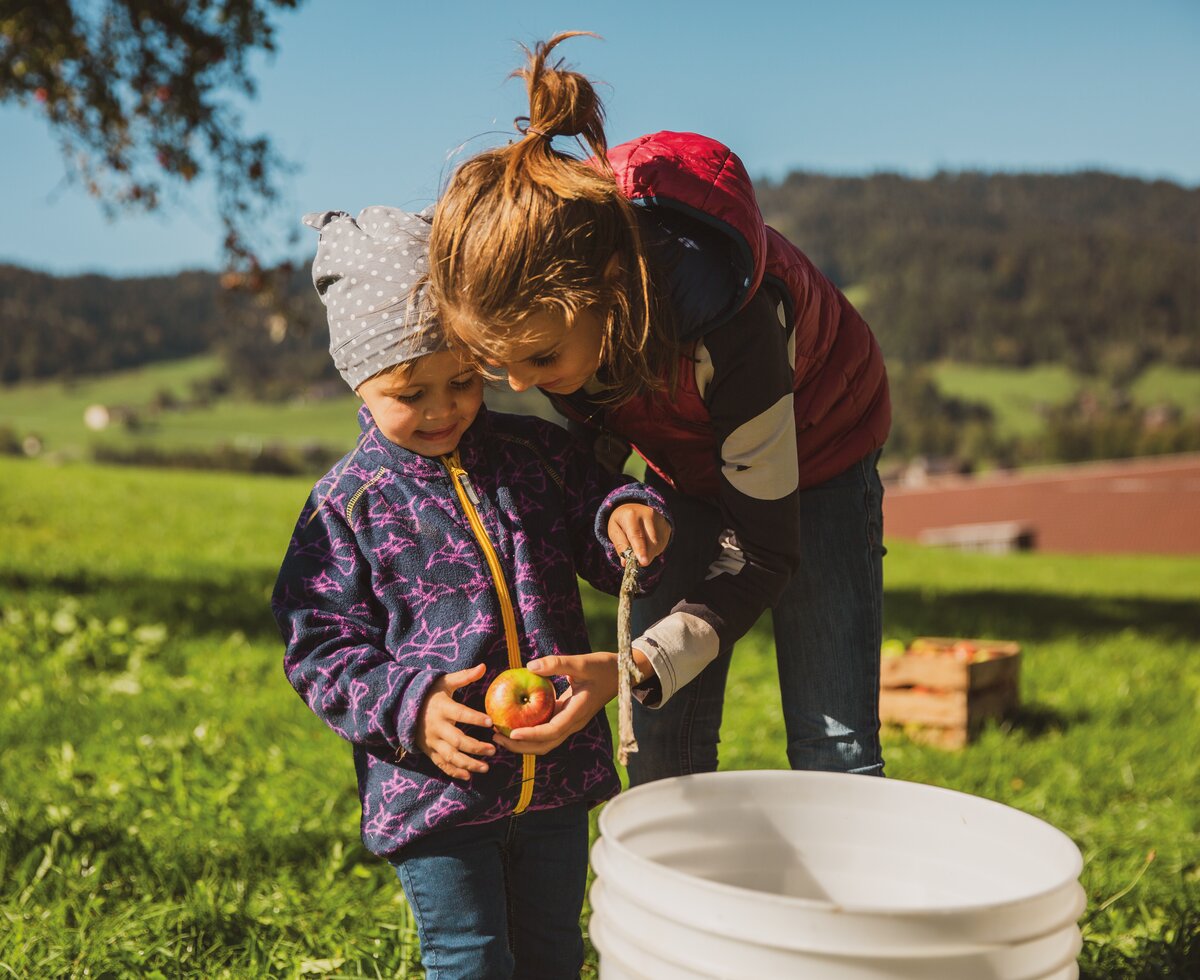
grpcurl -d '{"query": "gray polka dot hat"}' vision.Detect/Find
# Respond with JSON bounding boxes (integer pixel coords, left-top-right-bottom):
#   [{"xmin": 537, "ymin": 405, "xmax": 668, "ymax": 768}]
[{"xmin": 302, "ymin": 205, "xmax": 445, "ymax": 390}]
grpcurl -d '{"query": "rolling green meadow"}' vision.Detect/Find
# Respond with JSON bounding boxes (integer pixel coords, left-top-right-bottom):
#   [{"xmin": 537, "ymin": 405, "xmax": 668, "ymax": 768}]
[
  {"xmin": 4, "ymin": 355, "xmax": 1199, "ymax": 465},
  {"xmin": 1, "ymin": 456, "xmax": 1197, "ymax": 978},
  {"xmin": 929, "ymin": 361, "xmax": 1200, "ymax": 440},
  {"xmin": 0, "ymin": 356, "xmax": 362, "ymax": 460}
]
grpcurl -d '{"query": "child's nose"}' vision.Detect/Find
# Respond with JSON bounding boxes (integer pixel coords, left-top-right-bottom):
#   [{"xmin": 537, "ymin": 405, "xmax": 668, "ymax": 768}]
[
  {"xmin": 506, "ymin": 368, "xmax": 533, "ymax": 393},
  {"xmin": 425, "ymin": 393, "xmax": 455, "ymax": 417}
]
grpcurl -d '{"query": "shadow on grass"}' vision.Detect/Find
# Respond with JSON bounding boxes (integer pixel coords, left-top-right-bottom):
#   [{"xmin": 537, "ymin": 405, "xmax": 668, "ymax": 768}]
[
  {"xmin": 5, "ymin": 573, "xmax": 1197, "ymax": 649},
  {"xmin": 884, "ymin": 588, "xmax": 1199, "ymax": 645},
  {"xmin": 0, "ymin": 568, "xmax": 279, "ymax": 640},
  {"xmin": 1005, "ymin": 702, "xmax": 1083, "ymax": 738}
]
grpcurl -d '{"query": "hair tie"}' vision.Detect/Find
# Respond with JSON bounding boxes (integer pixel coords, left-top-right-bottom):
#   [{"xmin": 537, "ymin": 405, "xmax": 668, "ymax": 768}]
[{"xmin": 516, "ymin": 117, "xmax": 551, "ymax": 140}]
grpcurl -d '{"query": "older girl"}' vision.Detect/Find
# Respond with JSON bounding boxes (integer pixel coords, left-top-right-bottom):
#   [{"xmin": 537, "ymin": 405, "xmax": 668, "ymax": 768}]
[{"xmin": 427, "ymin": 33, "xmax": 891, "ymax": 784}]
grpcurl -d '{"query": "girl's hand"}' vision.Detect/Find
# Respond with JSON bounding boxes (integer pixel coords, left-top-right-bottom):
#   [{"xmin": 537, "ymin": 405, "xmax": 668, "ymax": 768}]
[
  {"xmin": 607, "ymin": 503, "xmax": 672, "ymax": 567},
  {"xmin": 414, "ymin": 663, "xmax": 495, "ymax": 780},
  {"xmin": 491, "ymin": 650, "xmax": 653, "ymax": 755},
  {"xmin": 492, "ymin": 652, "xmax": 619, "ymax": 756}
]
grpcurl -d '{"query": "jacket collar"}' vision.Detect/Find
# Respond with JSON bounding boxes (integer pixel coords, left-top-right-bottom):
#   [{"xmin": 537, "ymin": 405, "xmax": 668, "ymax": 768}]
[{"xmin": 354, "ymin": 403, "xmax": 491, "ymax": 479}]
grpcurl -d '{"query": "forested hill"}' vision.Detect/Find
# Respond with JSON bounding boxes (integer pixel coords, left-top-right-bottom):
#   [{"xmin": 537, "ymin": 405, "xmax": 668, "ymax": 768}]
[
  {"xmin": 757, "ymin": 170, "xmax": 1198, "ymax": 372},
  {"xmin": 1, "ymin": 169, "xmax": 1196, "ymax": 387},
  {"xmin": 0, "ymin": 264, "xmax": 252, "ymax": 383}
]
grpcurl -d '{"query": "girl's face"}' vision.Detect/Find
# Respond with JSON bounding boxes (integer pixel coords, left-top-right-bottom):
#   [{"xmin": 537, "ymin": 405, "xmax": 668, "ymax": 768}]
[
  {"xmin": 358, "ymin": 350, "xmax": 484, "ymax": 456},
  {"xmin": 496, "ymin": 306, "xmax": 605, "ymax": 396}
]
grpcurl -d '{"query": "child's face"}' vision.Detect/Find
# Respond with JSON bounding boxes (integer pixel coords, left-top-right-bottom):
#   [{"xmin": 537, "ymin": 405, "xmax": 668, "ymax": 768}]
[
  {"xmin": 493, "ymin": 306, "xmax": 605, "ymax": 396},
  {"xmin": 358, "ymin": 350, "xmax": 484, "ymax": 456}
]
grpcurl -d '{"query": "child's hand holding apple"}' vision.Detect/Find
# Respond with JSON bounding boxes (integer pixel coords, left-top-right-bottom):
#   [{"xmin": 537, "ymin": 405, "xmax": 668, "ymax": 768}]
[{"xmin": 415, "ymin": 663, "xmax": 496, "ymax": 780}]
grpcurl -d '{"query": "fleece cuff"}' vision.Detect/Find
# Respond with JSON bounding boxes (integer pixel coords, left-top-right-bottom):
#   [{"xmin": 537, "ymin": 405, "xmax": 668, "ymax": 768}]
[{"xmin": 631, "ymin": 611, "xmax": 720, "ymax": 708}]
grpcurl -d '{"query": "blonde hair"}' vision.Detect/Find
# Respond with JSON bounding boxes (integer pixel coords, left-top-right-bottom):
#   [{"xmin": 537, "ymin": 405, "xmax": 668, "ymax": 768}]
[{"xmin": 429, "ymin": 32, "xmax": 676, "ymax": 404}]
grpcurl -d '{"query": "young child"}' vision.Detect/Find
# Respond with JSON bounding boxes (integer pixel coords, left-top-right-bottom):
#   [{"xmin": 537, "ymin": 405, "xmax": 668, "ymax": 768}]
[{"xmin": 271, "ymin": 205, "xmax": 671, "ymax": 979}]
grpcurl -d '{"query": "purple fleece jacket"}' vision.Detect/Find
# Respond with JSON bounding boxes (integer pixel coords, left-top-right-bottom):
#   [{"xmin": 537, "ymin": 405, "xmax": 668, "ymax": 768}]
[{"xmin": 272, "ymin": 405, "xmax": 668, "ymax": 858}]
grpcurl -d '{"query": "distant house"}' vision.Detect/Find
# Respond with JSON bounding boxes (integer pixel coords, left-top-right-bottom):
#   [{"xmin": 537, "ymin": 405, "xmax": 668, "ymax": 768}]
[
  {"xmin": 897, "ymin": 454, "xmax": 974, "ymax": 489},
  {"xmin": 917, "ymin": 520, "xmax": 1037, "ymax": 554},
  {"xmin": 883, "ymin": 453, "xmax": 1200, "ymax": 555}
]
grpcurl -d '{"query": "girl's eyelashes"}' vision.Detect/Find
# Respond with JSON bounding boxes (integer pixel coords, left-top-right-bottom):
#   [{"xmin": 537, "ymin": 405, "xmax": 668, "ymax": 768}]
[
  {"xmin": 451, "ymin": 375, "xmax": 481, "ymax": 390},
  {"xmin": 529, "ymin": 351, "xmax": 559, "ymax": 368},
  {"xmin": 393, "ymin": 391, "xmax": 423, "ymax": 404}
]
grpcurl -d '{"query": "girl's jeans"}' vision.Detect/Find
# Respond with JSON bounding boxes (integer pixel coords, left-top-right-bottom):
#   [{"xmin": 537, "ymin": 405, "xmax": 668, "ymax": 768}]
[
  {"xmin": 390, "ymin": 803, "xmax": 589, "ymax": 980},
  {"xmin": 627, "ymin": 450, "xmax": 886, "ymax": 784}
]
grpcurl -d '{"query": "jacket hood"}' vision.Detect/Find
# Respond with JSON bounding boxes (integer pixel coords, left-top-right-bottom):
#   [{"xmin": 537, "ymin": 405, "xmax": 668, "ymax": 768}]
[{"xmin": 607, "ymin": 131, "xmax": 767, "ymax": 335}]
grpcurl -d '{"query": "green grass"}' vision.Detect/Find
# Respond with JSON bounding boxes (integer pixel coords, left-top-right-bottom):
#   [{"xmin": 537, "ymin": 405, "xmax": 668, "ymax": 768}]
[
  {"xmin": 109, "ymin": 395, "xmax": 362, "ymax": 450},
  {"xmin": 930, "ymin": 361, "xmax": 1084, "ymax": 437},
  {"xmin": 0, "ymin": 357, "xmax": 565, "ymax": 464},
  {"xmin": 0, "ymin": 355, "xmax": 362, "ymax": 459},
  {"xmin": 0, "ymin": 355, "xmax": 224, "ymax": 451},
  {"xmin": 1, "ymin": 457, "xmax": 1197, "ymax": 977},
  {"xmin": 929, "ymin": 361, "xmax": 1200, "ymax": 440},
  {"xmin": 1129, "ymin": 364, "xmax": 1200, "ymax": 414},
  {"xmin": 5, "ymin": 357, "xmax": 1197, "ymax": 469}
]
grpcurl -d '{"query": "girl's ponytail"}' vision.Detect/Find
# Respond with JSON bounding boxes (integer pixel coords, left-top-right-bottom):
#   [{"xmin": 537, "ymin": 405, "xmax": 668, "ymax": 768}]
[
  {"xmin": 430, "ymin": 33, "xmax": 676, "ymax": 404},
  {"xmin": 507, "ymin": 32, "xmax": 611, "ymax": 192}
]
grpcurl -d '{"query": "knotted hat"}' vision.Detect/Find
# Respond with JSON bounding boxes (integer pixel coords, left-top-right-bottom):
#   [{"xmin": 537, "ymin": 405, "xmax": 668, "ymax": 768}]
[{"xmin": 302, "ymin": 205, "xmax": 444, "ymax": 390}]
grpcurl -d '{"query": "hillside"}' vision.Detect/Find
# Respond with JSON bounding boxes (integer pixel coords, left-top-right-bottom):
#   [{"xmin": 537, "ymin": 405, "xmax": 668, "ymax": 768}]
[
  {"xmin": 756, "ymin": 170, "xmax": 1198, "ymax": 372},
  {"xmin": 2, "ymin": 169, "xmax": 1197, "ymax": 474},
  {"xmin": 1, "ymin": 169, "xmax": 1197, "ymax": 392}
]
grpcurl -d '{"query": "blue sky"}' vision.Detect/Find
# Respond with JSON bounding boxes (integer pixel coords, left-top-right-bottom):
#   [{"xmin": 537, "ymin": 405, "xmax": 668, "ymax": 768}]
[{"xmin": 2, "ymin": 0, "xmax": 1197, "ymax": 276}]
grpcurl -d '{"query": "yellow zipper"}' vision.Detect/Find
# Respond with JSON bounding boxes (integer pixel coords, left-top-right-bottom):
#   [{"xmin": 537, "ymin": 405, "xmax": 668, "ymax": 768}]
[
  {"xmin": 443, "ymin": 450, "xmax": 536, "ymax": 814},
  {"xmin": 345, "ymin": 466, "xmax": 386, "ymax": 523}
]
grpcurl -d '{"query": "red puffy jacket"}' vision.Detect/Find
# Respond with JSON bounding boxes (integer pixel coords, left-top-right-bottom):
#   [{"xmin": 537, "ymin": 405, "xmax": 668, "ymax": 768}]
[{"xmin": 597, "ymin": 131, "xmax": 891, "ymax": 495}]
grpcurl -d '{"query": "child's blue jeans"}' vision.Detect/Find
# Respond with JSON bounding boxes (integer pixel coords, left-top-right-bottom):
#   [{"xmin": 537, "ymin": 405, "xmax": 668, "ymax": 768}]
[
  {"xmin": 627, "ymin": 450, "xmax": 886, "ymax": 783},
  {"xmin": 390, "ymin": 802, "xmax": 590, "ymax": 980}
]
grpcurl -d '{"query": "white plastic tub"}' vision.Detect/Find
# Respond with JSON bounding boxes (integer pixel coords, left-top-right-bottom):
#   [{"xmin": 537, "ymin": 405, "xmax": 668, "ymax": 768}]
[{"xmin": 589, "ymin": 770, "xmax": 1084, "ymax": 979}]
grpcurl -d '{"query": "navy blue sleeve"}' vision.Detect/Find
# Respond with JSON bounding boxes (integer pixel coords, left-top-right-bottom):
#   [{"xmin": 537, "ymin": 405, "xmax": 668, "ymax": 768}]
[{"xmin": 532, "ymin": 420, "xmax": 672, "ymax": 597}]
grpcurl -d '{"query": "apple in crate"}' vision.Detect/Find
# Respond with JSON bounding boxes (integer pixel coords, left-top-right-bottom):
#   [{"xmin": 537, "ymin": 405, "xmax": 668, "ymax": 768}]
[
  {"xmin": 952, "ymin": 640, "xmax": 978, "ymax": 663},
  {"xmin": 485, "ymin": 667, "xmax": 556, "ymax": 736}
]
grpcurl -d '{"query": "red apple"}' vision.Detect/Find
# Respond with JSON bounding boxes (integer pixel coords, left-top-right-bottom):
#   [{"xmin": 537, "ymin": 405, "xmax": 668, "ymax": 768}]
[
  {"xmin": 952, "ymin": 640, "xmax": 979, "ymax": 663},
  {"xmin": 485, "ymin": 667, "xmax": 556, "ymax": 736}
]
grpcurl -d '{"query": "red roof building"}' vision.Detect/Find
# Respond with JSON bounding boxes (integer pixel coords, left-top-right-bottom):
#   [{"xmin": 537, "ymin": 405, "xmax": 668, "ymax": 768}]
[{"xmin": 883, "ymin": 453, "xmax": 1200, "ymax": 555}]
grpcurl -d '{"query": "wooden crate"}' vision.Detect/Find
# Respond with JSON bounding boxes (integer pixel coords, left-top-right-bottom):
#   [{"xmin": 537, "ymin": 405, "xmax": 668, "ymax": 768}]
[{"xmin": 880, "ymin": 637, "xmax": 1021, "ymax": 748}]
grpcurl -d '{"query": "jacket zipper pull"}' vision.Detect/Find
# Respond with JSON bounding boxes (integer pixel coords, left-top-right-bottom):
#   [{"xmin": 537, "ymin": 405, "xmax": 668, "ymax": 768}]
[{"xmin": 458, "ymin": 472, "xmax": 480, "ymax": 506}]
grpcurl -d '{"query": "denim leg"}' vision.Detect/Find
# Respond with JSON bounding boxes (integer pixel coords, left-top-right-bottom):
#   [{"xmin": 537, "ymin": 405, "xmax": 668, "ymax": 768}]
[
  {"xmin": 506, "ymin": 803, "xmax": 590, "ymax": 980},
  {"xmin": 391, "ymin": 821, "xmax": 513, "ymax": 979},
  {"xmin": 772, "ymin": 450, "xmax": 886, "ymax": 775},
  {"xmin": 627, "ymin": 476, "xmax": 730, "ymax": 786}
]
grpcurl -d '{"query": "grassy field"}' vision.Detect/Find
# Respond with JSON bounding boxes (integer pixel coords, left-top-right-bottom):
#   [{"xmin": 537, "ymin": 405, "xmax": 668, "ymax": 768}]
[
  {"xmin": 930, "ymin": 361, "xmax": 1085, "ymax": 438},
  {"xmin": 1, "ymin": 457, "xmax": 1197, "ymax": 978},
  {"xmin": 930, "ymin": 361, "xmax": 1200, "ymax": 440},
  {"xmin": 0, "ymin": 356, "xmax": 362, "ymax": 459},
  {"xmin": 1129, "ymin": 364, "xmax": 1200, "ymax": 412},
  {"xmin": 4, "ymin": 356, "xmax": 1198, "ymax": 466},
  {"xmin": 0, "ymin": 355, "xmax": 560, "ymax": 463}
]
